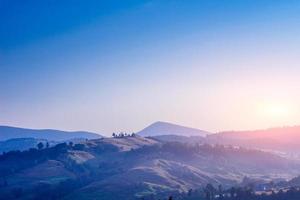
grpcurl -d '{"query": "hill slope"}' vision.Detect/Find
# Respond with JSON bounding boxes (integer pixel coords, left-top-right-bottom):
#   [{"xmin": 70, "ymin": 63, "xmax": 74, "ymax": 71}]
[
  {"xmin": 0, "ymin": 136, "xmax": 299, "ymax": 200},
  {"xmin": 0, "ymin": 138, "xmax": 57, "ymax": 153}
]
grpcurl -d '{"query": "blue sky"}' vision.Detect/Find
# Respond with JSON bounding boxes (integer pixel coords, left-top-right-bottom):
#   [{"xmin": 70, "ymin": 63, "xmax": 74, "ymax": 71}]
[{"xmin": 1, "ymin": 0, "xmax": 300, "ymax": 135}]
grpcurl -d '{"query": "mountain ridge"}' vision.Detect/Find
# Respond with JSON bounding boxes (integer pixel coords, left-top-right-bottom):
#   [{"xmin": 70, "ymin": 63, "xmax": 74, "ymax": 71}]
[
  {"xmin": 137, "ymin": 121, "xmax": 210, "ymax": 137},
  {"xmin": 0, "ymin": 125, "xmax": 102, "ymax": 141}
]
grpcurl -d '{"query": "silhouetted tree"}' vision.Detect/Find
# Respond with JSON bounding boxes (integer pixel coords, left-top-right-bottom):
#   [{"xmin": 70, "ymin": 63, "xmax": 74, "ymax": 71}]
[
  {"xmin": 73, "ymin": 144, "xmax": 85, "ymax": 150},
  {"xmin": 12, "ymin": 187, "xmax": 23, "ymax": 198},
  {"xmin": 37, "ymin": 142, "xmax": 44, "ymax": 150},
  {"xmin": 229, "ymin": 187, "xmax": 236, "ymax": 198},
  {"xmin": 218, "ymin": 185, "xmax": 224, "ymax": 199},
  {"xmin": 205, "ymin": 184, "xmax": 216, "ymax": 200},
  {"xmin": 188, "ymin": 189, "xmax": 193, "ymax": 196}
]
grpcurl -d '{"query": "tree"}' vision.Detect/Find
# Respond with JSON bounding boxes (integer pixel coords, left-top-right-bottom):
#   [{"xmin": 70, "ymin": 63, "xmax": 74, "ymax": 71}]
[
  {"xmin": 218, "ymin": 185, "xmax": 223, "ymax": 199},
  {"xmin": 112, "ymin": 133, "xmax": 116, "ymax": 138},
  {"xmin": 3, "ymin": 178, "xmax": 8, "ymax": 187},
  {"xmin": 12, "ymin": 187, "xmax": 23, "ymax": 198},
  {"xmin": 46, "ymin": 142, "xmax": 50, "ymax": 148},
  {"xmin": 0, "ymin": 178, "xmax": 8, "ymax": 187},
  {"xmin": 73, "ymin": 144, "xmax": 85, "ymax": 150},
  {"xmin": 37, "ymin": 142, "xmax": 44, "ymax": 150},
  {"xmin": 205, "ymin": 184, "xmax": 216, "ymax": 200},
  {"xmin": 229, "ymin": 187, "xmax": 236, "ymax": 198},
  {"xmin": 188, "ymin": 189, "xmax": 193, "ymax": 196}
]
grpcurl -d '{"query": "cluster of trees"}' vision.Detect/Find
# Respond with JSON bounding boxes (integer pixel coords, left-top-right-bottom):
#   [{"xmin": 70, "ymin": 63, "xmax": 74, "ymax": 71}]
[
  {"xmin": 215, "ymin": 187, "xmax": 300, "ymax": 200},
  {"xmin": 157, "ymin": 185, "xmax": 300, "ymax": 200},
  {"xmin": 37, "ymin": 141, "xmax": 49, "ymax": 150},
  {"xmin": 112, "ymin": 132, "xmax": 136, "ymax": 138},
  {"xmin": 0, "ymin": 141, "xmax": 94, "ymax": 200},
  {"xmin": 36, "ymin": 141, "xmax": 85, "ymax": 150},
  {"xmin": 204, "ymin": 184, "xmax": 255, "ymax": 200},
  {"xmin": 0, "ymin": 177, "xmax": 91, "ymax": 200},
  {"xmin": 1, "ymin": 138, "xmax": 298, "ymax": 200},
  {"xmin": 130, "ymin": 141, "xmax": 266, "ymax": 159},
  {"xmin": 0, "ymin": 141, "xmax": 87, "ymax": 180}
]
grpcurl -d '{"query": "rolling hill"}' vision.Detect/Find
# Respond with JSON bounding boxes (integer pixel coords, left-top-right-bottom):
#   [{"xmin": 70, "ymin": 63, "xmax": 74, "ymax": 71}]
[
  {"xmin": 0, "ymin": 136, "xmax": 299, "ymax": 200},
  {"xmin": 0, "ymin": 138, "xmax": 57, "ymax": 153}
]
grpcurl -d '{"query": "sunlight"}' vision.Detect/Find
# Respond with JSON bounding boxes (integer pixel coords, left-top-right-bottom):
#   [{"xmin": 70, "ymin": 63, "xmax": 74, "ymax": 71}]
[{"xmin": 261, "ymin": 102, "xmax": 290, "ymax": 119}]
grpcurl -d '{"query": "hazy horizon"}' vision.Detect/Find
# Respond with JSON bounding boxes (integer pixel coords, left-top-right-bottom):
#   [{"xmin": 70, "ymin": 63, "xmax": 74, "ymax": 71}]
[
  {"xmin": 2, "ymin": 0, "xmax": 300, "ymax": 135},
  {"xmin": 2, "ymin": 120, "xmax": 300, "ymax": 137}
]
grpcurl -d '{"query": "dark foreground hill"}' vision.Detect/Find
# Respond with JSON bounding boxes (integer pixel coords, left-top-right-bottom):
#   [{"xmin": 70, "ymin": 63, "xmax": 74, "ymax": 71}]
[{"xmin": 0, "ymin": 136, "xmax": 299, "ymax": 200}]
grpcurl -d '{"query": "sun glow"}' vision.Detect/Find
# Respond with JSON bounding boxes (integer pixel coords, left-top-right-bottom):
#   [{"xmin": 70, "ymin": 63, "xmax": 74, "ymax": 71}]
[{"xmin": 261, "ymin": 102, "xmax": 291, "ymax": 119}]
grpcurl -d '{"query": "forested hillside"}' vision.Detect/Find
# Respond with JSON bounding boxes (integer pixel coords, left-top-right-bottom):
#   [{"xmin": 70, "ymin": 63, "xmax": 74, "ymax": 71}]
[{"xmin": 0, "ymin": 136, "xmax": 299, "ymax": 200}]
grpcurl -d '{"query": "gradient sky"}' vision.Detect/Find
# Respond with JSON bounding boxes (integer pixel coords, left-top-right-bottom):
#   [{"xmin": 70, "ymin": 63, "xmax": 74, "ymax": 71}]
[{"xmin": 1, "ymin": 0, "xmax": 300, "ymax": 135}]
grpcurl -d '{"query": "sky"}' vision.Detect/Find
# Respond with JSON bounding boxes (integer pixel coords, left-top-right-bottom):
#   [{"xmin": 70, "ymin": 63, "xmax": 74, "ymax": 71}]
[{"xmin": 1, "ymin": 0, "xmax": 300, "ymax": 136}]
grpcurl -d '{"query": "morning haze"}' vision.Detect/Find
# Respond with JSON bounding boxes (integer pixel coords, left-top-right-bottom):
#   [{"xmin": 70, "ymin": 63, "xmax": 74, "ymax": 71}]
[{"xmin": 1, "ymin": 2, "xmax": 300, "ymax": 199}]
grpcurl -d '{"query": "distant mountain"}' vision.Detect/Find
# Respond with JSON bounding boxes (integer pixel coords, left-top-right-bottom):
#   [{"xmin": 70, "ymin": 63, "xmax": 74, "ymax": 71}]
[
  {"xmin": 0, "ymin": 137, "xmax": 92, "ymax": 153},
  {"xmin": 137, "ymin": 121, "xmax": 210, "ymax": 137},
  {"xmin": 208, "ymin": 126, "xmax": 300, "ymax": 152},
  {"xmin": 0, "ymin": 126, "xmax": 102, "ymax": 141},
  {"xmin": 0, "ymin": 138, "xmax": 57, "ymax": 153},
  {"xmin": 144, "ymin": 125, "xmax": 300, "ymax": 154}
]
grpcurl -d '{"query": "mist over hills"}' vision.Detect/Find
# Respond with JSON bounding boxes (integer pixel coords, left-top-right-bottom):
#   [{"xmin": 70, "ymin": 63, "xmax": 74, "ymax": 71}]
[
  {"xmin": 1, "ymin": 136, "xmax": 299, "ymax": 200},
  {"xmin": 208, "ymin": 126, "xmax": 300, "ymax": 153},
  {"xmin": 1, "ymin": 123, "xmax": 300, "ymax": 199},
  {"xmin": 2, "ymin": 122, "xmax": 300, "ymax": 154},
  {"xmin": 211, "ymin": 126, "xmax": 300, "ymax": 142},
  {"xmin": 138, "ymin": 122, "xmax": 300, "ymax": 154}
]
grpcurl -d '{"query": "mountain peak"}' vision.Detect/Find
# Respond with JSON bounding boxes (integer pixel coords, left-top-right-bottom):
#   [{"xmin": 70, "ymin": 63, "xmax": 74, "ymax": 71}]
[{"xmin": 137, "ymin": 121, "xmax": 210, "ymax": 137}]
